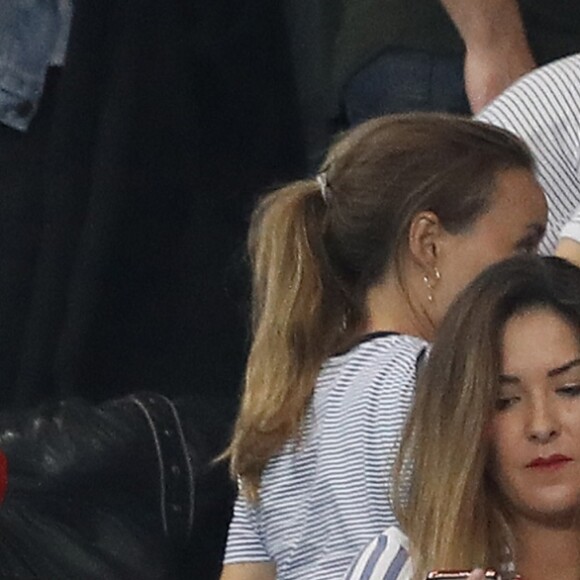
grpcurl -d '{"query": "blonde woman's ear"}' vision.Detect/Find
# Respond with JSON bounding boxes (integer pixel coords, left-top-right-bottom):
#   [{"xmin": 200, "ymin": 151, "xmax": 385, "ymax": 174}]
[{"xmin": 407, "ymin": 211, "xmax": 442, "ymax": 269}]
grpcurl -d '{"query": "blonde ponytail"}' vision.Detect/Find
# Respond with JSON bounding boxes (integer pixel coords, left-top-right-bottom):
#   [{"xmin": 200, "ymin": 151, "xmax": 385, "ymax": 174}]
[{"xmin": 226, "ymin": 179, "xmax": 356, "ymax": 500}]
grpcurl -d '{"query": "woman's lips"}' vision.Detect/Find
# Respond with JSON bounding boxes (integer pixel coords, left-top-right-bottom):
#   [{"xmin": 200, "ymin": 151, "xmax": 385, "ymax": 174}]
[{"xmin": 526, "ymin": 454, "xmax": 572, "ymax": 469}]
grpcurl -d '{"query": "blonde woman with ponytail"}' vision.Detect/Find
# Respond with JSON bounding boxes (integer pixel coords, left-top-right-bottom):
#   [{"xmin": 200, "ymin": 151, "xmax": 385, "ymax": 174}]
[{"xmin": 221, "ymin": 113, "xmax": 547, "ymax": 580}]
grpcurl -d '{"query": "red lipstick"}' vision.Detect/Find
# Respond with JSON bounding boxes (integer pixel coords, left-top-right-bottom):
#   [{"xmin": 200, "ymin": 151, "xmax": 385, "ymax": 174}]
[{"xmin": 526, "ymin": 454, "xmax": 572, "ymax": 469}]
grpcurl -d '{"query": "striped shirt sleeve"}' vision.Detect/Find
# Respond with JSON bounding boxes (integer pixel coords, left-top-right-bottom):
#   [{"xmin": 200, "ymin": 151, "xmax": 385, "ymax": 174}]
[
  {"xmin": 344, "ymin": 527, "xmax": 413, "ymax": 580},
  {"xmin": 476, "ymin": 54, "xmax": 580, "ymax": 255},
  {"xmin": 223, "ymin": 490, "xmax": 271, "ymax": 564}
]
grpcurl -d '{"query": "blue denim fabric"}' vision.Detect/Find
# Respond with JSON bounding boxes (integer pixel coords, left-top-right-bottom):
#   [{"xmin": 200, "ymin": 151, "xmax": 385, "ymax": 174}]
[
  {"xmin": 0, "ymin": 0, "xmax": 71, "ymax": 131},
  {"xmin": 343, "ymin": 48, "xmax": 470, "ymax": 126}
]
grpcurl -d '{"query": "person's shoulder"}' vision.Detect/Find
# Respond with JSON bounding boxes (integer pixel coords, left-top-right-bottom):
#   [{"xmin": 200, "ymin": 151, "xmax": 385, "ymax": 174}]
[
  {"xmin": 501, "ymin": 53, "xmax": 580, "ymax": 96},
  {"xmin": 344, "ymin": 526, "xmax": 412, "ymax": 580},
  {"xmin": 353, "ymin": 333, "xmax": 428, "ymax": 382},
  {"xmin": 373, "ymin": 333, "xmax": 428, "ymax": 369},
  {"xmin": 327, "ymin": 332, "xmax": 427, "ymax": 373},
  {"xmin": 539, "ymin": 53, "xmax": 580, "ymax": 81},
  {"xmin": 477, "ymin": 53, "xmax": 580, "ymax": 125},
  {"xmin": 319, "ymin": 334, "xmax": 428, "ymax": 406}
]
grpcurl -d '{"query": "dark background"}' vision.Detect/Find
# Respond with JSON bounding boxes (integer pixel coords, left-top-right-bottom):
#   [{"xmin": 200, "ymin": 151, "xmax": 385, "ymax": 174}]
[
  {"xmin": 0, "ymin": 1, "xmax": 321, "ymax": 576},
  {"xmin": 0, "ymin": 0, "xmax": 306, "ymax": 411}
]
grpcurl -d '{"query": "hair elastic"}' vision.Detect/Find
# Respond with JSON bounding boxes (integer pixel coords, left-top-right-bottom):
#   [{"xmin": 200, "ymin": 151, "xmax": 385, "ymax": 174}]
[{"xmin": 316, "ymin": 172, "xmax": 331, "ymax": 204}]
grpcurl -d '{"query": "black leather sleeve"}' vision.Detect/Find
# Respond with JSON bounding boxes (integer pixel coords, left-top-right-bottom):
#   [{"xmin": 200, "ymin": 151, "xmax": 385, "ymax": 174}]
[{"xmin": 0, "ymin": 392, "xmax": 207, "ymax": 579}]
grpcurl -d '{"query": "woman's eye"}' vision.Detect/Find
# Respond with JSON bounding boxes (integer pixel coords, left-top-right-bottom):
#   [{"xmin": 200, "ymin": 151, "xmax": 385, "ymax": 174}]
[
  {"xmin": 557, "ymin": 384, "xmax": 580, "ymax": 397},
  {"xmin": 495, "ymin": 397, "xmax": 520, "ymax": 411}
]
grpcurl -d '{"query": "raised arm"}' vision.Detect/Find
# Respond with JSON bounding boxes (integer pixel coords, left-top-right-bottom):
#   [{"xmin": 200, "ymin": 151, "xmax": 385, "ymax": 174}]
[{"xmin": 440, "ymin": 0, "xmax": 536, "ymax": 112}]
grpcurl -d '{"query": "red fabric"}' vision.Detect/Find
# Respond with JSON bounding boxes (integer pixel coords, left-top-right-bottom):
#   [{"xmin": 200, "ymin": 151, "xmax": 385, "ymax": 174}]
[{"xmin": 0, "ymin": 450, "xmax": 7, "ymax": 503}]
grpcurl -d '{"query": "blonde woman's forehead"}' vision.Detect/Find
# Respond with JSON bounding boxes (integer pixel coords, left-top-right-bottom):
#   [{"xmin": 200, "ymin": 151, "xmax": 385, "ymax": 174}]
[{"xmin": 489, "ymin": 168, "xmax": 547, "ymax": 227}]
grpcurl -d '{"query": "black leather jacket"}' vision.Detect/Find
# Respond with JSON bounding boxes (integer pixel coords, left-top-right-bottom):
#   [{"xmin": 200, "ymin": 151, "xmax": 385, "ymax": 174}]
[{"xmin": 0, "ymin": 393, "xmax": 235, "ymax": 579}]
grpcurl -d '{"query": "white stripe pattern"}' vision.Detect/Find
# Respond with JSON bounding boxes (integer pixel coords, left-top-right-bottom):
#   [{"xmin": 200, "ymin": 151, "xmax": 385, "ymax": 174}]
[
  {"xmin": 476, "ymin": 53, "xmax": 580, "ymax": 255},
  {"xmin": 224, "ymin": 333, "xmax": 427, "ymax": 579}
]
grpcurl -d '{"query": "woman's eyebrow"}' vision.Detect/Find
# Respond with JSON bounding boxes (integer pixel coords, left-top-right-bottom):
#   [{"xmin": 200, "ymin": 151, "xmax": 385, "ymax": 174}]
[
  {"xmin": 499, "ymin": 358, "xmax": 580, "ymax": 383},
  {"xmin": 547, "ymin": 357, "xmax": 580, "ymax": 377},
  {"xmin": 498, "ymin": 374, "xmax": 520, "ymax": 385}
]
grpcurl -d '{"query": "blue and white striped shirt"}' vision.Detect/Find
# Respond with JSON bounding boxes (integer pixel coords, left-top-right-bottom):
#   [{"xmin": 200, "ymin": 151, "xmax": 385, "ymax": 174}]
[
  {"xmin": 476, "ymin": 53, "xmax": 580, "ymax": 255},
  {"xmin": 224, "ymin": 333, "xmax": 427, "ymax": 579},
  {"xmin": 345, "ymin": 528, "xmax": 516, "ymax": 580},
  {"xmin": 344, "ymin": 527, "xmax": 412, "ymax": 580}
]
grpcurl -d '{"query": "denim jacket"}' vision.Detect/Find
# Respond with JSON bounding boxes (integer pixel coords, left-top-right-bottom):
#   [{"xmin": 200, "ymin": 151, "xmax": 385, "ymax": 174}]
[{"xmin": 0, "ymin": 0, "xmax": 72, "ymax": 131}]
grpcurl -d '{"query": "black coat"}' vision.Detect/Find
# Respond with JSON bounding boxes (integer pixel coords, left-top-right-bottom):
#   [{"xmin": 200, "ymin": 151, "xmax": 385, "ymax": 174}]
[
  {"xmin": 0, "ymin": 392, "xmax": 236, "ymax": 579},
  {"xmin": 0, "ymin": 0, "xmax": 304, "ymax": 408}
]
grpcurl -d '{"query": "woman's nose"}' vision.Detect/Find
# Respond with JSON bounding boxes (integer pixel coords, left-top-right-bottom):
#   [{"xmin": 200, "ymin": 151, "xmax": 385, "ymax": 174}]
[{"xmin": 526, "ymin": 399, "xmax": 560, "ymax": 444}]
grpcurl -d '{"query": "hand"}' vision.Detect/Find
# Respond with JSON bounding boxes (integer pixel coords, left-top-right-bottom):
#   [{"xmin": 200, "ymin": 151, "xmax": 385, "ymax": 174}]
[
  {"xmin": 464, "ymin": 44, "xmax": 536, "ymax": 113},
  {"xmin": 467, "ymin": 570, "xmax": 486, "ymax": 580}
]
